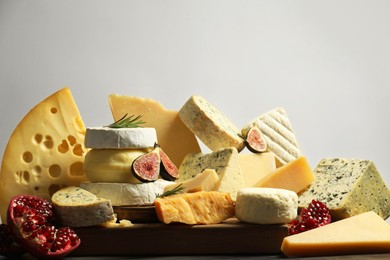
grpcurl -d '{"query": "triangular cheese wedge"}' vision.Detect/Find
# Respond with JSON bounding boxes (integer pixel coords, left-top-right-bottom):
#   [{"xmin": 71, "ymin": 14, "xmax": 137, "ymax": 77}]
[
  {"xmin": 281, "ymin": 211, "xmax": 390, "ymax": 257},
  {"xmin": 0, "ymin": 88, "xmax": 88, "ymax": 222},
  {"xmin": 108, "ymin": 94, "xmax": 201, "ymax": 166}
]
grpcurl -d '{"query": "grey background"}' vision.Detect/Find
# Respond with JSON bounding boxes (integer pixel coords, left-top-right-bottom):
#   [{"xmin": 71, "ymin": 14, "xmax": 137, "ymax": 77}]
[{"xmin": 1, "ymin": 1, "xmax": 389, "ymax": 189}]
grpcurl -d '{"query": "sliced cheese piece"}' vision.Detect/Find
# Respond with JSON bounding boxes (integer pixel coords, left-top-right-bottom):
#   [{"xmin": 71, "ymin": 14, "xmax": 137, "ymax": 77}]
[
  {"xmin": 163, "ymin": 169, "xmax": 219, "ymax": 193},
  {"xmin": 85, "ymin": 127, "xmax": 157, "ymax": 149},
  {"xmin": 154, "ymin": 191, "xmax": 235, "ymax": 224},
  {"xmin": 242, "ymin": 107, "xmax": 301, "ymax": 166},
  {"xmin": 83, "ymin": 149, "xmax": 148, "ymax": 183},
  {"xmin": 255, "ymin": 156, "xmax": 314, "ymax": 193},
  {"xmin": 281, "ymin": 211, "xmax": 390, "ymax": 257},
  {"xmin": 178, "ymin": 147, "xmax": 244, "ymax": 199},
  {"xmin": 0, "ymin": 88, "xmax": 88, "ymax": 223},
  {"xmin": 298, "ymin": 158, "xmax": 390, "ymax": 220},
  {"xmin": 238, "ymin": 152, "xmax": 276, "ymax": 187},
  {"xmin": 235, "ymin": 188, "xmax": 298, "ymax": 224},
  {"xmin": 108, "ymin": 94, "xmax": 201, "ymax": 166},
  {"xmin": 179, "ymin": 95, "xmax": 245, "ymax": 152},
  {"xmin": 52, "ymin": 186, "xmax": 115, "ymax": 227},
  {"xmin": 80, "ymin": 179, "xmax": 174, "ymax": 206}
]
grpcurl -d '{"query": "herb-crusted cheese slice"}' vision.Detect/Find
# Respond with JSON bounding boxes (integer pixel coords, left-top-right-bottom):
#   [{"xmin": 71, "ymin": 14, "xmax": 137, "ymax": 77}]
[
  {"xmin": 178, "ymin": 147, "xmax": 244, "ymax": 199},
  {"xmin": 298, "ymin": 158, "xmax": 390, "ymax": 220},
  {"xmin": 179, "ymin": 95, "xmax": 245, "ymax": 152},
  {"xmin": 242, "ymin": 107, "xmax": 301, "ymax": 166}
]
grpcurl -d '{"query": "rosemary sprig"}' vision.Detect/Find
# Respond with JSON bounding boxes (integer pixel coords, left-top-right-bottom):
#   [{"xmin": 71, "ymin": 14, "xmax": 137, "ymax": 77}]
[
  {"xmin": 106, "ymin": 114, "xmax": 145, "ymax": 128},
  {"xmin": 156, "ymin": 184, "xmax": 184, "ymax": 198}
]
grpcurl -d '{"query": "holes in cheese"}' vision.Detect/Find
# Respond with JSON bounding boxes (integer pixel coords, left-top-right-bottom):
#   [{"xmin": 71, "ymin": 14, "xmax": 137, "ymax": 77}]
[
  {"xmin": 255, "ymin": 156, "xmax": 314, "ymax": 193},
  {"xmin": 0, "ymin": 88, "xmax": 88, "ymax": 223}
]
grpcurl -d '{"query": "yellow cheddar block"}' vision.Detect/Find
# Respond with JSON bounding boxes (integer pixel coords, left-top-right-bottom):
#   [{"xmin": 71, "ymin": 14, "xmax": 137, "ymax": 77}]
[
  {"xmin": 238, "ymin": 152, "xmax": 276, "ymax": 187},
  {"xmin": 255, "ymin": 156, "xmax": 314, "ymax": 193},
  {"xmin": 281, "ymin": 211, "xmax": 390, "ymax": 257},
  {"xmin": 108, "ymin": 95, "xmax": 201, "ymax": 167},
  {"xmin": 163, "ymin": 169, "xmax": 219, "ymax": 193}
]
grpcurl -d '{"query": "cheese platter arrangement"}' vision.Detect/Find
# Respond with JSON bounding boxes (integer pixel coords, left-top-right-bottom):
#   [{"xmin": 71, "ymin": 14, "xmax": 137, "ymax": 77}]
[{"xmin": 1, "ymin": 88, "xmax": 390, "ymax": 259}]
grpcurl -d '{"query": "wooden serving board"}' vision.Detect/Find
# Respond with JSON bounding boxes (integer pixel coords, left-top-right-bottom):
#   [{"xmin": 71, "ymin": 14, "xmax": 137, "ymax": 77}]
[{"xmin": 71, "ymin": 218, "xmax": 288, "ymax": 256}]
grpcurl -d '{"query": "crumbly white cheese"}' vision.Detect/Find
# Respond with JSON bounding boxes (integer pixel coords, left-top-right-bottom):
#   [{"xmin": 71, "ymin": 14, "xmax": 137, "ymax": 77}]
[
  {"xmin": 80, "ymin": 179, "xmax": 174, "ymax": 206},
  {"xmin": 51, "ymin": 186, "xmax": 115, "ymax": 227},
  {"xmin": 235, "ymin": 187, "xmax": 298, "ymax": 224},
  {"xmin": 85, "ymin": 127, "xmax": 158, "ymax": 149}
]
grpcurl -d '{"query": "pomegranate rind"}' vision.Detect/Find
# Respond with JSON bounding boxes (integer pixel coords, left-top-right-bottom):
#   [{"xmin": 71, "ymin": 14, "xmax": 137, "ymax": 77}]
[
  {"xmin": 159, "ymin": 148, "xmax": 179, "ymax": 181},
  {"xmin": 131, "ymin": 151, "xmax": 160, "ymax": 182},
  {"xmin": 244, "ymin": 126, "xmax": 267, "ymax": 153},
  {"xmin": 7, "ymin": 194, "xmax": 80, "ymax": 259}
]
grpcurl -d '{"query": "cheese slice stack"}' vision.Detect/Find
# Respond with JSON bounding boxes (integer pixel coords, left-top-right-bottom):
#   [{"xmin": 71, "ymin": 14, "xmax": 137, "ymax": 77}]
[{"xmin": 0, "ymin": 88, "xmax": 88, "ymax": 223}]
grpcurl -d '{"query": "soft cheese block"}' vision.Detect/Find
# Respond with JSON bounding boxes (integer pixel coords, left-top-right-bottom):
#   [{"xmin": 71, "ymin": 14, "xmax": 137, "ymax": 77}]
[
  {"xmin": 52, "ymin": 186, "xmax": 115, "ymax": 227},
  {"xmin": 255, "ymin": 156, "xmax": 314, "ymax": 193},
  {"xmin": 238, "ymin": 152, "xmax": 276, "ymax": 187},
  {"xmin": 178, "ymin": 147, "xmax": 245, "ymax": 199},
  {"xmin": 179, "ymin": 95, "xmax": 245, "ymax": 152},
  {"xmin": 83, "ymin": 148, "xmax": 148, "ymax": 183},
  {"xmin": 80, "ymin": 179, "xmax": 174, "ymax": 206},
  {"xmin": 242, "ymin": 107, "xmax": 301, "ymax": 166},
  {"xmin": 108, "ymin": 94, "xmax": 201, "ymax": 166},
  {"xmin": 163, "ymin": 169, "xmax": 220, "ymax": 194},
  {"xmin": 0, "ymin": 88, "xmax": 88, "ymax": 223},
  {"xmin": 154, "ymin": 191, "xmax": 235, "ymax": 224},
  {"xmin": 281, "ymin": 211, "xmax": 390, "ymax": 257},
  {"xmin": 298, "ymin": 158, "xmax": 390, "ymax": 220},
  {"xmin": 85, "ymin": 127, "xmax": 157, "ymax": 149},
  {"xmin": 235, "ymin": 188, "xmax": 298, "ymax": 224}
]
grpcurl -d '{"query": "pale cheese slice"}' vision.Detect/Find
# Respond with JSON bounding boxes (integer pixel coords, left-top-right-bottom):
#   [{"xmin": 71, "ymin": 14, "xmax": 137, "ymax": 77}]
[
  {"xmin": 0, "ymin": 88, "xmax": 88, "ymax": 223},
  {"xmin": 163, "ymin": 169, "xmax": 220, "ymax": 193},
  {"xmin": 108, "ymin": 94, "xmax": 200, "ymax": 167},
  {"xmin": 238, "ymin": 152, "xmax": 276, "ymax": 187}
]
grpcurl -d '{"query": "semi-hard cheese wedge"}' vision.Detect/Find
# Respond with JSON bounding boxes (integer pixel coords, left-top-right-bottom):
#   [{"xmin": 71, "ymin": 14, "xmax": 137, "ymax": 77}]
[
  {"xmin": 83, "ymin": 149, "xmax": 148, "ymax": 183},
  {"xmin": 108, "ymin": 94, "xmax": 201, "ymax": 166},
  {"xmin": 281, "ymin": 211, "xmax": 390, "ymax": 257},
  {"xmin": 255, "ymin": 156, "xmax": 314, "ymax": 193},
  {"xmin": 163, "ymin": 169, "xmax": 220, "ymax": 194},
  {"xmin": 0, "ymin": 88, "xmax": 88, "ymax": 223},
  {"xmin": 80, "ymin": 179, "xmax": 174, "ymax": 206},
  {"xmin": 179, "ymin": 95, "xmax": 245, "ymax": 152},
  {"xmin": 235, "ymin": 188, "xmax": 298, "ymax": 224},
  {"xmin": 52, "ymin": 186, "xmax": 115, "ymax": 227},
  {"xmin": 238, "ymin": 152, "xmax": 276, "ymax": 187},
  {"xmin": 178, "ymin": 147, "xmax": 245, "ymax": 199},
  {"xmin": 298, "ymin": 158, "xmax": 390, "ymax": 220},
  {"xmin": 154, "ymin": 191, "xmax": 235, "ymax": 224},
  {"xmin": 85, "ymin": 127, "xmax": 157, "ymax": 149},
  {"xmin": 242, "ymin": 107, "xmax": 301, "ymax": 166}
]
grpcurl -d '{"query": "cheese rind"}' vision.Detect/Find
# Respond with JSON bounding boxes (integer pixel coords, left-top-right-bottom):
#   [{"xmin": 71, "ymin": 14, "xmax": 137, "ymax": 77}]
[
  {"xmin": 242, "ymin": 107, "xmax": 301, "ymax": 166},
  {"xmin": 108, "ymin": 94, "xmax": 201, "ymax": 167},
  {"xmin": 179, "ymin": 95, "xmax": 245, "ymax": 152},
  {"xmin": 298, "ymin": 158, "xmax": 390, "ymax": 220},
  {"xmin": 281, "ymin": 211, "xmax": 390, "ymax": 257},
  {"xmin": 0, "ymin": 88, "xmax": 88, "ymax": 223},
  {"xmin": 178, "ymin": 147, "xmax": 244, "ymax": 199},
  {"xmin": 85, "ymin": 127, "xmax": 157, "ymax": 149},
  {"xmin": 154, "ymin": 191, "xmax": 235, "ymax": 224},
  {"xmin": 255, "ymin": 156, "xmax": 314, "ymax": 193},
  {"xmin": 52, "ymin": 186, "xmax": 115, "ymax": 227},
  {"xmin": 238, "ymin": 152, "xmax": 276, "ymax": 187},
  {"xmin": 80, "ymin": 179, "xmax": 174, "ymax": 206},
  {"xmin": 235, "ymin": 188, "xmax": 298, "ymax": 224},
  {"xmin": 163, "ymin": 169, "xmax": 220, "ymax": 193}
]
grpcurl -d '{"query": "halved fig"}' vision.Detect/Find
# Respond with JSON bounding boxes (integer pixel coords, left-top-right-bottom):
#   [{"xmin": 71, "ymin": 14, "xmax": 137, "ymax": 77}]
[
  {"xmin": 158, "ymin": 146, "xmax": 179, "ymax": 181},
  {"xmin": 132, "ymin": 148, "xmax": 161, "ymax": 182},
  {"xmin": 244, "ymin": 125, "xmax": 267, "ymax": 153}
]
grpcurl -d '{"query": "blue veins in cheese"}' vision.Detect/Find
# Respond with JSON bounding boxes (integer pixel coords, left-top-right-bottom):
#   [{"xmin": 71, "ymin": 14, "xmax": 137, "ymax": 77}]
[
  {"xmin": 178, "ymin": 147, "xmax": 244, "ymax": 199},
  {"xmin": 298, "ymin": 158, "xmax": 390, "ymax": 220}
]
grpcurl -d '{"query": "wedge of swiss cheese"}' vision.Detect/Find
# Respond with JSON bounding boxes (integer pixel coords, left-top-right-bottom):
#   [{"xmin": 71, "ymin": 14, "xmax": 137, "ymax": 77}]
[{"xmin": 0, "ymin": 88, "xmax": 87, "ymax": 223}]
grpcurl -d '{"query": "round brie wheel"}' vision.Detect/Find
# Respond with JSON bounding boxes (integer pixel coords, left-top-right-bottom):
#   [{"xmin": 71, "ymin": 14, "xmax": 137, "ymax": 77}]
[
  {"xmin": 85, "ymin": 127, "xmax": 158, "ymax": 149},
  {"xmin": 235, "ymin": 187, "xmax": 298, "ymax": 224}
]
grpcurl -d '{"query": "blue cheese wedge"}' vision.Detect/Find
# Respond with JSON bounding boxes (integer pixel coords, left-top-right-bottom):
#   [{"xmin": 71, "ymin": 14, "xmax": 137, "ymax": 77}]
[
  {"xmin": 298, "ymin": 158, "xmax": 390, "ymax": 220},
  {"xmin": 242, "ymin": 107, "xmax": 301, "ymax": 166},
  {"xmin": 179, "ymin": 95, "xmax": 245, "ymax": 152},
  {"xmin": 178, "ymin": 147, "xmax": 244, "ymax": 199}
]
